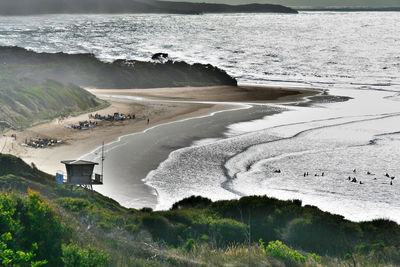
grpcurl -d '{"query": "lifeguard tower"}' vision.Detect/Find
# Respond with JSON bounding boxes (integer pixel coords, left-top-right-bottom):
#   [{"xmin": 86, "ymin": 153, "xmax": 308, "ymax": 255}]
[{"xmin": 56, "ymin": 145, "xmax": 104, "ymax": 190}]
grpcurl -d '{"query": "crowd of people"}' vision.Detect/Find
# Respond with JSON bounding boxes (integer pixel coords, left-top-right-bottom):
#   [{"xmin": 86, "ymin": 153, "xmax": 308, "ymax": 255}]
[
  {"xmin": 25, "ymin": 138, "xmax": 62, "ymax": 148},
  {"xmin": 67, "ymin": 112, "xmax": 138, "ymax": 130},
  {"xmin": 67, "ymin": 120, "xmax": 99, "ymax": 130},
  {"xmin": 274, "ymin": 168, "xmax": 395, "ymax": 186},
  {"xmin": 90, "ymin": 112, "xmax": 136, "ymax": 121}
]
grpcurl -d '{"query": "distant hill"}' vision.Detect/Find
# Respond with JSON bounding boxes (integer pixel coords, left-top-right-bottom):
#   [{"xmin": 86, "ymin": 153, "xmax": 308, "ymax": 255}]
[
  {"xmin": 172, "ymin": 0, "xmax": 400, "ymax": 9},
  {"xmin": 297, "ymin": 7, "xmax": 400, "ymax": 11},
  {"xmin": 0, "ymin": 0, "xmax": 298, "ymax": 15}
]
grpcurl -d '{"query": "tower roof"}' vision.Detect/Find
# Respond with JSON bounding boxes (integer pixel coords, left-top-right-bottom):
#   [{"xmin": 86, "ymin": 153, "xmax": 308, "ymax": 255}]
[{"xmin": 61, "ymin": 160, "xmax": 99, "ymax": 166}]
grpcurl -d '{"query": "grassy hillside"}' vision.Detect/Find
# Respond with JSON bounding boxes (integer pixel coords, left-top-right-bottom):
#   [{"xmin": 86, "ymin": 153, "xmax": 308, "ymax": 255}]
[
  {"xmin": 0, "ymin": 78, "xmax": 103, "ymax": 131},
  {"xmin": 0, "ymin": 46, "xmax": 237, "ymax": 89},
  {"xmin": 1, "ymin": 153, "xmax": 399, "ymax": 266}
]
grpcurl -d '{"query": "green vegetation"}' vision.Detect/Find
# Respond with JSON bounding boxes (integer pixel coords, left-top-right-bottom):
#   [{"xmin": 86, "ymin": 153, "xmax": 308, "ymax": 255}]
[
  {"xmin": 0, "ymin": 78, "xmax": 104, "ymax": 131},
  {"xmin": 61, "ymin": 244, "xmax": 110, "ymax": 267},
  {"xmin": 262, "ymin": 240, "xmax": 306, "ymax": 264},
  {"xmin": 1, "ymin": 153, "xmax": 400, "ymax": 266}
]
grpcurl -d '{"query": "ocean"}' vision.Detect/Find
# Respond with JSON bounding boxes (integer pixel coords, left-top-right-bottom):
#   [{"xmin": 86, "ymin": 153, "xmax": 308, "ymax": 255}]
[
  {"xmin": 1, "ymin": 12, "xmax": 399, "ymax": 222},
  {"xmin": 1, "ymin": 12, "xmax": 399, "ymax": 88}
]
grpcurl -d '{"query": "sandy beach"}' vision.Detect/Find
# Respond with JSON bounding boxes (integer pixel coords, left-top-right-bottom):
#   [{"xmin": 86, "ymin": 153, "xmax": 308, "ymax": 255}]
[
  {"xmin": 0, "ymin": 85, "xmax": 316, "ymax": 175},
  {"xmin": 0, "ymin": 85, "xmax": 317, "ymax": 208},
  {"xmin": 88, "ymin": 85, "xmax": 316, "ymax": 103},
  {"xmin": 0, "ymin": 95, "xmax": 228, "ymax": 175}
]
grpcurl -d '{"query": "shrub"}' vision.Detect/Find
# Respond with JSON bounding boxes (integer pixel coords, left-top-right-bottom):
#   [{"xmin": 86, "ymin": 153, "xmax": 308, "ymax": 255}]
[
  {"xmin": 171, "ymin": 196, "xmax": 212, "ymax": 210},
  {"xmin": 284, "ymin": 216, "xmax": 362, "ymax": 256},
  {"xmin": 140, "ymin": 207, "xmax": 153, "ymax": 213},
  {"xmin": 0, "ymin": 191, "xmax": 64, "ymax": 266},
  {"xmin": 264, "ymin": 240, "xmax": 306, "ymax": 263},
  {"xmin": 183, "ymin": 239, "xmax": 196, "ymax": 251},
  {"xmin": 141, "ymin": 214, "xmax": 177, "ymax": 245},
  {"xmin": 62, "ymin": 244, "xmax": 110, "ymax": 267},
  {"xmin": 211, "ymin": 219, "xmax": 248, "ymax": 245},
  {"xmin": 311, "ymin": 253, "xmax": 322, "ymax": 263},
  {"xmin": 0, "ymin": 232, "xmax": 47, "ymax": 267},
  {"xmin": 199, "ymin": 234, "xmax": 209, "ymax": 243},
  {"xmin": 125, "ymin": 224, "xmax": 138, "ymax": 234},
  {"xmin": 56, "ymin": 198, "xmax": 91, "ymax": 212}
]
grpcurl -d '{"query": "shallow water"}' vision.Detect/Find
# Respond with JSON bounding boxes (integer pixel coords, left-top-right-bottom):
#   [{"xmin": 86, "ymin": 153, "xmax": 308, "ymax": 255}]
[{"xmin": 145, "ymin": 88, "xmax": 400, "ymax": 222}]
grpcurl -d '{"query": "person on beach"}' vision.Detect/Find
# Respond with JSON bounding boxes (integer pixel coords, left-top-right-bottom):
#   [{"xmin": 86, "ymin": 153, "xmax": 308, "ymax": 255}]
[{"xmin": 147, "ymin": 118, "xmax": 150, "ymax": 125}]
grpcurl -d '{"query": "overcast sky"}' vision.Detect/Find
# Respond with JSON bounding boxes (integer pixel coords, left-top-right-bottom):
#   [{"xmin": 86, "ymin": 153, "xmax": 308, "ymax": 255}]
[{"xmin": 164, "ymin": 0, "xmax": 400, "ymax": 8}]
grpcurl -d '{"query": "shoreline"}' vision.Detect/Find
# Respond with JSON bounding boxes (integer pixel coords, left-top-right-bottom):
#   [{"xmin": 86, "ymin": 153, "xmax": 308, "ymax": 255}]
[
  {"xmin": 1, "ymin": 97, "xmax": 231, "ymax": 175},
  {"xmin": 82, "ymin": 86, "xmax": 319, "ymax": 209},
  {"xmin": 1, "ymin": 85, "xmax": 319, "ymax": 209}
]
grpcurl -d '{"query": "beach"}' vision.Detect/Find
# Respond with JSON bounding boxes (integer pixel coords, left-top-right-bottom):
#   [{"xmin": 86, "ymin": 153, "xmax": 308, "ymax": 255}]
[{"xmin": 0, "ymin": 85, "xmax": 317, "ymax": 208}]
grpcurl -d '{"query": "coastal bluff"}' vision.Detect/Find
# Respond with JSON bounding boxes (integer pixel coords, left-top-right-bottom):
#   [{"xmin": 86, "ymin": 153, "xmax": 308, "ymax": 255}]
[{"xmin": 0, "ymin": 46, "xmax": 237, "ymax": 89}]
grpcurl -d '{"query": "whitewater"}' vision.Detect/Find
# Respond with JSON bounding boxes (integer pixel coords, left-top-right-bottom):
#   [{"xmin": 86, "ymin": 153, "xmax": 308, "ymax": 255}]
[{"xmin": 1, "ymin": 12, "xmax": 399, "ymax": 222}]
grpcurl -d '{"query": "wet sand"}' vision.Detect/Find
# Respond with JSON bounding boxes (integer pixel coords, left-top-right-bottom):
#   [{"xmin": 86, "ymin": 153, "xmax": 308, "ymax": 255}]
[{"xmin": 84, "ymin": 104, "xmax": 286, "ymax": 209}]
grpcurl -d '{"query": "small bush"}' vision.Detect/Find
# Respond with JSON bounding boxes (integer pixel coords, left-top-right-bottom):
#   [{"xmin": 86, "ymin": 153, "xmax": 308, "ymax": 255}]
[
  {"xmin": 211, "ymin": 219, "xmax": 248, "ymax": 245},
  {"xmin": 171, "ymin": 196, "xmax": 212, "ymax": 210},
  {"xmin": 0, "ymin": 232, "xmax": 47, "ymax": 267},
  {"xmin": 0, "ymin": 191, "xmax": 64, "ymax": 265},
  {"xmin": 264, "ymin": 240, "xmax": 306, "ymax": 263},
  {"xmin": 311, "ymin": 253, "xmax": 322, "ymax": 263},
  {"xmin": 56, "ymin": 198, "xmax": 91, "ymax": 212},
  {"xmin": 125, "ymin": 224, "xmax": 138, "ymax": 234},
  {"xmin": 183, "ymin": 238, "xmax": 196, "ymax": 251},
  {"xmin": 62, "ymin": 244, "xmax": 110, "ymax": 267},
  {"xmin": 140, "ymin": 207, "xmax": 153, "ymax": 213},
  {"xmin": 141, "ymin": 214, "xmax": 177, "ymax": 245},
  {"xmin": 199, "ymin": 234, "xmax": 209, "ymax": 243}
]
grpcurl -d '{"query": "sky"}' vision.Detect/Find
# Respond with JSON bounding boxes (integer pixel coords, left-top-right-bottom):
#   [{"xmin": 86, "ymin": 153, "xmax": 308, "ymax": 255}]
[{"xmin": 164, "ymin": 0, "xmax": 400, "ymax": 8}]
